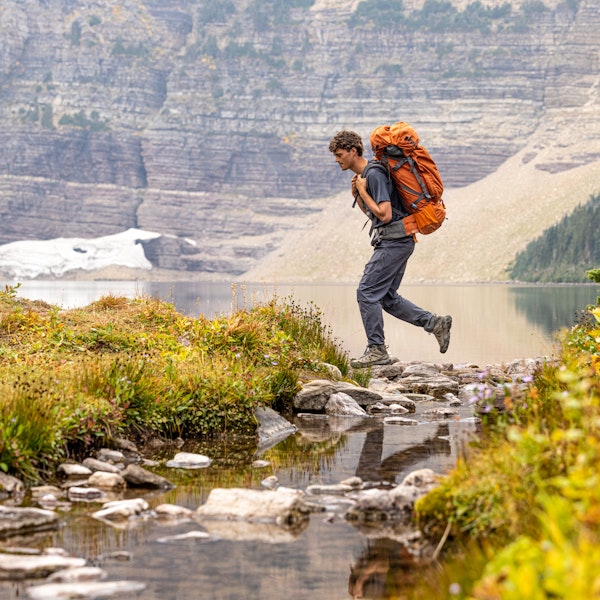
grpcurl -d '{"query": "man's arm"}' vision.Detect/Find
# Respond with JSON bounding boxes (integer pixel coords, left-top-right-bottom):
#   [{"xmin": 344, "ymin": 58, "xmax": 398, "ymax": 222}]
[{"xmin": 354, "ymin": 174, "xmax": 392, "ymax": 223}]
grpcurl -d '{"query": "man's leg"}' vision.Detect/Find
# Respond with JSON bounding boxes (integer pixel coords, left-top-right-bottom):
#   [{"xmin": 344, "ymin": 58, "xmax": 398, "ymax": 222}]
[
  {"xmin": 351, "ymin": 245, "xmax": 401, "ymax": 368},
  {"xmin": 380, "ymin": 239, "xmax": 453, "ymax": 353}
]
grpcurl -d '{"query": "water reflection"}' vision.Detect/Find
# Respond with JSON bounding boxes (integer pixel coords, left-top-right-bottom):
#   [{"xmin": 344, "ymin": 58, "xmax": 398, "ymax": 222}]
[
  {"xmin": 510, "ymin": 284, "xmax": 596, "ymax": 334},
  {"xmin": 349, "ymin": 538, "xmax": 421, "ymax": 600},
  {"xmin": 357, "ymin": 424, "xmax": 451, "ymax": 483}
]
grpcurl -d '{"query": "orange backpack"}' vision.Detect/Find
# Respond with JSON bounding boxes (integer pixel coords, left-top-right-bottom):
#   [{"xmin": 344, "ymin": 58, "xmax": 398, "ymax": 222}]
[{"xmin": 370, "ymin": 122, "xmax": 446, "ymax": 236}]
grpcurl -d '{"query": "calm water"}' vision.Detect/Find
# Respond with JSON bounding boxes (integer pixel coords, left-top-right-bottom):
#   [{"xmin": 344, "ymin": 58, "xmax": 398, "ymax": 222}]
[{"xmin": 2, "ymin": 281, "xmax": 597, "ymax": 599}]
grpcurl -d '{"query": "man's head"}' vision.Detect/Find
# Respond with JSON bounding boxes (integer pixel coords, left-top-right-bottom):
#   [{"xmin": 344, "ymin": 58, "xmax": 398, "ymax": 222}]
[
  {"xmin": 329, "ymin": 130, "xmax": 366, "ymax": 172},
  {"xmin": 328, "ymin": 130, "xmax": 364, "ymax": 156}
]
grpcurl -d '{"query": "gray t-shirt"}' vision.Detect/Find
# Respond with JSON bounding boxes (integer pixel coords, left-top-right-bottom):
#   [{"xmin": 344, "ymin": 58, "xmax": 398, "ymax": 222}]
[{"xmin": 363, "ymin": 161, "xmax": 405, "ymax": 229}]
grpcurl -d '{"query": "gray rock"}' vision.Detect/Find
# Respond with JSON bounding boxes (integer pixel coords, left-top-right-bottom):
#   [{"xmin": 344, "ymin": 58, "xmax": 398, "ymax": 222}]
[
  {"xmin": 82, "ymin": 458, "xmax": 122, "ymax": 474},
  {"xmin": 325, "ymin": 392, "xmax": 368, "ymax": 417},
  {"xmin": 306, "ymin": 484, "xmax": 354, "ymax": 495},
  {"xmin": 92, "ymin": 498, "xmax": 149, "ymax": 521},
  {"xmin": 335, "ymin": 382, "xmax": 383, "ymax": 406},
  {"xmin": 165, "ymin": 452, "xmax": 212, "ymax": 469},
  {"xmin": 293, "ymin": 379, "xmax": 337, "ymax": 411},
  {"xmin": 345, "ymin": 488, "xmax": 396, "ymax": 521},
  {"xmin": 255, "ymin": 406, "xmax": 297, "ymax": 450},
  {"xmin": 0, "ymin": 553, "xmax": 86, "ymax": 580},
  {"xmin": 121, "ymin": 464, "xmax": 174, "ymax": 489},
  {"xmin": 67, "ymin": 487, "xmax": 104, "ymax": 501},
  {"xmin": 0, "ymin": 506, "xmax": 60, "ymax": 538},
  {"xmin": 26, "ymin": 580, "xmax": 146, "ymax": 599},
  {"xmin": 96, "ymin": 449, "xmax": 125, "ymax": 464},
  {"xmin": 154, "ymin": 504, "xmax": 194, "ymax": 518},
  {"xmin": 0, "ymin": 472, "xmax": 23, "ymax": 495},
  {"xmin": 46, "ymin": 566, "xmax": 107, "ymax": 583},
  {"xmin": 57, "ymin": 463, "xmax": 92, "ymax": 477},
  {"xmin": 87, "ymin": 472, "xmax": 126, "ymax": 490},
  {"xmin": 197, "ymin": 487, "xmax": 309, "ymax": 526}
]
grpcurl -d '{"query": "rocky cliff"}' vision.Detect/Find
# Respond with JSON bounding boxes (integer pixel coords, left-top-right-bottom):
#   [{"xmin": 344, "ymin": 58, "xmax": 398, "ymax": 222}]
[{"xmin": 0, "ymin": 0, "xmax": 598, "ymax": 279}]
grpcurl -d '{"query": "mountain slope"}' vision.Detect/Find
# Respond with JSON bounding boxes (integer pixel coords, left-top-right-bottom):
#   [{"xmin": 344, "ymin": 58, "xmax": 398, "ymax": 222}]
[{"xmin": 241, "ymin": 135, "xmax": 600, "ymax": 283}]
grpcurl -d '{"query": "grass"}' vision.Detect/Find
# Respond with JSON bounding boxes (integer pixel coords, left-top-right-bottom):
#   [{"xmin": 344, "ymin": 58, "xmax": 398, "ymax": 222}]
[
  {"xmin": 0, "ymin": 287, "xmax": 350, "ymax": 483},
  {"xmin": 412, "ymin": 292, "xmax": 600, "ymax": 598}
]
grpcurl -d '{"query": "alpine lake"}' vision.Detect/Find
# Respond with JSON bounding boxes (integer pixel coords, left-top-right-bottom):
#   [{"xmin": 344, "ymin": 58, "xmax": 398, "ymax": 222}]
[{"xmin": 1, "ymin": 281, "xmax": 597, "ymax": 600}]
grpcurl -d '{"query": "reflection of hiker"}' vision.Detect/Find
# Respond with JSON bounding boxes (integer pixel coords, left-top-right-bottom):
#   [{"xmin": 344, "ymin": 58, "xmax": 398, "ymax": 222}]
[
  {"xmin": 348, "ymin": 538, "xmax": 417, "ymax": 599},
  {"xmin": 329, "ymin": 130, "xmax": 452, "ymax": 369},
  {"xmin": 355, "ymin": 423, "xmax": 451, "ymax": 483}
]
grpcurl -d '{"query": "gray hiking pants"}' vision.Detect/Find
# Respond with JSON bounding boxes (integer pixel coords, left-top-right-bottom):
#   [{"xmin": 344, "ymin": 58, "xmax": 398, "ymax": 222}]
[{"xmin": 357, "ymin": 237, "xmax": 435, "ymax": 347}]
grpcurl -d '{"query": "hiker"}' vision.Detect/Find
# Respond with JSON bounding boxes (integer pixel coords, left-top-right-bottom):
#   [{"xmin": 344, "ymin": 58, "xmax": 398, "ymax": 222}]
[{"xmin": 328, "ymin": 129, "xmax": 452, "ymax": 368}]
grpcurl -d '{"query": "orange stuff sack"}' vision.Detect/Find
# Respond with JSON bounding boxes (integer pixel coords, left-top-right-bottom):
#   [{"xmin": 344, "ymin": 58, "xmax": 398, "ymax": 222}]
[{"xmin": 370, "ymin": 122, "xmax": 446, "ymax": 236}]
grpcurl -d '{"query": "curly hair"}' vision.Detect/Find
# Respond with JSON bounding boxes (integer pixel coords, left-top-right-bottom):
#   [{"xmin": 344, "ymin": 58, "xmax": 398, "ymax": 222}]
[{"xmin": 328, "ymin": 130, "xmax": 364, "ymax": 156}]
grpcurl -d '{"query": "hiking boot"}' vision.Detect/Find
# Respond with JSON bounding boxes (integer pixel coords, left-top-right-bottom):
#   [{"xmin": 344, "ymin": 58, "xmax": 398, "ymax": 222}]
[
  {"xmin": 431, "ymin": 315, "xmax": 452, "ymax": 353},
  {"xmin": 350, "ymin": 345, "xmax": 391, "ymax": 368}
]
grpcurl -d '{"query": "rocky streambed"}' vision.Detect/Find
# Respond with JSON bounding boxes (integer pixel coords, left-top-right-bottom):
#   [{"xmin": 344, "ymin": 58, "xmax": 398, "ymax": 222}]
[{"xmin": 0, "ymin": 357, "xmax": 549, "ymax": 599}]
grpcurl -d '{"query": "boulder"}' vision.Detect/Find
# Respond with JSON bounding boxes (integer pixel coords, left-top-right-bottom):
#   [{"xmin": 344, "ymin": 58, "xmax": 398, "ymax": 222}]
[
  {"xmin": 196, "ymin": 487, "xmax": 309, "ymax": 526},
  {"xmin": 0, "ymin": 506, "xmax": 60, "ymax": 538}
]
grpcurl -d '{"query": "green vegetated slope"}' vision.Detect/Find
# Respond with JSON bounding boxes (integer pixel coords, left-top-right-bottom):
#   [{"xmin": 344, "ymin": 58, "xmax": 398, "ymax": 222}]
[{"xmin": 509, "ymin": 193, "xmax": 599, "ymax": 282}]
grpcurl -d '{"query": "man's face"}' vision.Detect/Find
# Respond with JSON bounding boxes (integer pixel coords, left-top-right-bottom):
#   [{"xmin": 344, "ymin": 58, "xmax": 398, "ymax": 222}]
[{"xmin": 333, "ymin": 148, "xmax": 355, "ymax": 170}]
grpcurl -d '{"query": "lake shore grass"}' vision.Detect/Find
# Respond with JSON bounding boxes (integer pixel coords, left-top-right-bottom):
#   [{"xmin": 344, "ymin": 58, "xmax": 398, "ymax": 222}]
[
  {"xmin": 0, "ymin": 284, "xmax": 349, "ymax": 483},
  {"xmin": 413, "ymin": 292, "xmax": 600, "ymax": 598}
]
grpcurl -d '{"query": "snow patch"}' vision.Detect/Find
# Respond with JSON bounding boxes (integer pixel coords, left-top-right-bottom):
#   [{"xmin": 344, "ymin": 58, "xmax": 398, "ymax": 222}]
[{"xmin": 0, "ymin": 228, "xmax": 161, "ymax": 279}]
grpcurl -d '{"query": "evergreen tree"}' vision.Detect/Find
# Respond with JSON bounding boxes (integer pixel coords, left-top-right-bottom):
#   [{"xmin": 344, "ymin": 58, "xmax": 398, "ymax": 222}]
[{"xmin": 509, "ymin": 194, "xmax": 599, "ymax": 282}]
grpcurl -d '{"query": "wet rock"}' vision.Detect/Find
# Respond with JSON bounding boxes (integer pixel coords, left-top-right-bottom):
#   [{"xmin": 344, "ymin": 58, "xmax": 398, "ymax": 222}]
[
  {"xmin": 57, "ymin": 463, "xmax": 92, "ymax": 477},
  {"xmin": 341, "ymin": 476, "xmax": 363, "ymax": 489},
  {"xmin": 156, "ymin": 530, "xmax": 212, "ymax": 543},
  {"xmin": 334, "ymin": 383, "xmax": 383, "ymax": 407},
  {"xmin": 26, "ymin": 580, "xmax": 146, "ymax": 599},
  {"xmin": 443, "ymin": 392, "xmax": 462, "ymax": 405},
  {"xmin": 255, "ymin": 406, "xmax": 297, "ymax": 450},
  {"xmin": 165, "ymin": 452, "xmax": 212, "ymax": 469},
  {"xmin": 306, "ymin": 484, "xmax": 354, "ymax": 495},
  {"xmin": 401, "ymin": 362, "xmax": 440, "ymax": 377},
  {"xmin": 0, "ymin": 553, "xmax": 86, "ymax": 580},
  {"xmin": 370, "ymin": 362, "xmax": 406, "ymax": 379},
  {"xmin": 389, "ymin": 469, "xmax": 441, "ymax": 511},
  {"xmin": 423, "ymin": 407, "xmax": 460, "ymax": 419},
  {"xmin": 96, "ymin": 449, "xmax": 125, "ymax": 464},
  {"xmin": 82, "ymin": 458, "xmax": 122, "ymax": 474},
  {"xmin": 31, "ymin": 486, "xmax": 63, "ymax": 500},
  {"xmin": 110, "ymin": 437, "xmax": 138, "ymax": 453},
  {"xmin": 325, "ymin": 392, "xmax": 368, "ymax": 417},
  {"xmin": 121, "ymin": 464, "xmax": 174, "ymax": 489},
  {"xmin": 67, "ymin": 487, "xmax": 104, "ymax": 501},
  {"xmin": 379, "ymin": 393, "xmax": 417, "ymax": 411},
  {"xmin": 399, "ymin": 374, "xmax": 460, "ymax": 399},
  {"xmin": 196, "ymin": 487, "xmax": 309, "ymax": 526},
  {"xmin": 261, "ymin": 476, "xmax": 279, "ymax": 490},
  {"xmin": 0, "ymin": 506, "xmax": 60, "ymax": 538},
  {"xmin": 87, "ymin": 472, "xmax": 126, "ymax": 490},
  {"xmin": 154, "ymin": 504, "xmax": 194, "ymax": 518},
  {"xmin": 92, "ymin": 498, "xmax": 149, "ymax": 521},
  {"xmin": 0, "ymin": 472, "xmax": 24, "ymax": 495},
  {"xmin": 46, "ymin": 566, "xmax": 107, "ymax": 583},
  {"xmin": 345, "ymin": 488, "xmax": 396, "ymax": 521},
  {"xmin": 293, "ymin": 379, "xmax": 337, "ymax": 411}
]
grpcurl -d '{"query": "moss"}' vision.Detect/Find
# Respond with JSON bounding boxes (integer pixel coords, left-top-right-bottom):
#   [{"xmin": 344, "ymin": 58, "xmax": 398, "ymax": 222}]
[{"xmin": 0, "ymin": 290, "xmax": 348, "ymax": 482}]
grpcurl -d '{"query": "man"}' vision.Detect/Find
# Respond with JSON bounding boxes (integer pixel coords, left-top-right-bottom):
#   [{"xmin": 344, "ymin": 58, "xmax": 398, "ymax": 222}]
[{"xmin": 328, "ymin": 129, "xmax": 452, "ymax": 368}]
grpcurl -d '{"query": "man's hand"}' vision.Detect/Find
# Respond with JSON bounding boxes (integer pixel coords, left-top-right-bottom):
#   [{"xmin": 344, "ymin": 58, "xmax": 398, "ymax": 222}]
[{"xmin": 355, "ymin": 174, "xmax": 368, "ymax": 196}]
